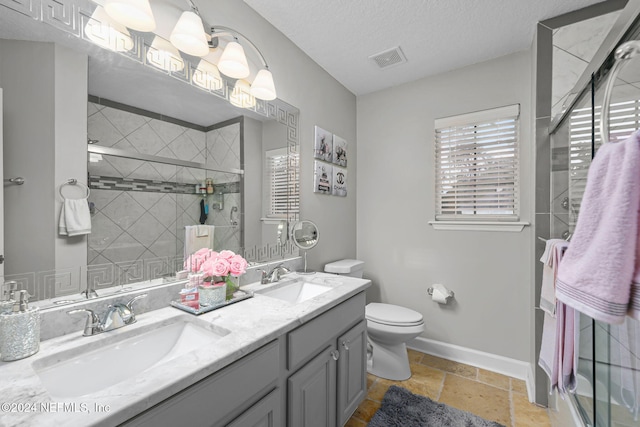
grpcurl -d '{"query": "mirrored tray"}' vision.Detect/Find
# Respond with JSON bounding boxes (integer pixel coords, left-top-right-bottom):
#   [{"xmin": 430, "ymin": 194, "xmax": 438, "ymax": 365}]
[{"xmin": 170, "ymin": 289, "xmax": 254, "ymax": 315}]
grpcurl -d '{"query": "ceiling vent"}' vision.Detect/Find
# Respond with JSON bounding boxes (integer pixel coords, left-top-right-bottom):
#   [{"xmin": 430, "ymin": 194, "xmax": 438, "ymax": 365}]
[{"xmin": 369, "ymin": 46, "xmax": 407, "ymax": 69}]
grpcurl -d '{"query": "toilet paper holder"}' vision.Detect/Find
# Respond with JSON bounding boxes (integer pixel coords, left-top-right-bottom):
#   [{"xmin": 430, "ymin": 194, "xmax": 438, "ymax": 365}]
[{"xmin": 427, "ymin": 286, "xmax": 454, "ymax": 299}]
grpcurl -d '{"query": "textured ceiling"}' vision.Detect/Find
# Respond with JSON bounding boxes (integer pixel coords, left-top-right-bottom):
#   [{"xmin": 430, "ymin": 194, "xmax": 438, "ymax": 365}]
[{"xmin": 243, "ymin": 0, "xmax": 608, "ymax": 95}]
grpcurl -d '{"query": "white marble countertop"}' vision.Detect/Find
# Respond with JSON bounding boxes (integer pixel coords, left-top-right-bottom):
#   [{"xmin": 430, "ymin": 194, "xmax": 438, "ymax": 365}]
[{"xmin": 0, "ymin": 273, "xmax": 370, "ymax": 427}]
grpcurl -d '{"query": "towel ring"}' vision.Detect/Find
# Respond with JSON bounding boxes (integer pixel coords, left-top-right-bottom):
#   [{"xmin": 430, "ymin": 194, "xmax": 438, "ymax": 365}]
[
  {"xmin": 600, "ymin": 40, "xmax": 640, "ymax": 144},
  {"xmin": 59, "ymin": 178, "xmax": 90, "ymax": 199}
]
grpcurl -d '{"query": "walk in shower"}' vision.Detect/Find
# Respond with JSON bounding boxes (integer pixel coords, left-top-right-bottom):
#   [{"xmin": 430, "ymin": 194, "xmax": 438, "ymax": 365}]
[{"xmin": 539, "ymin": 2, "xmax": 640, "ymax": 425}]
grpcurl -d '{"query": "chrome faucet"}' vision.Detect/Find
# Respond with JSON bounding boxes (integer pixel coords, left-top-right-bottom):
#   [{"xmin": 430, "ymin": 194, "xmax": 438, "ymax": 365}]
[
  {"xmin": 260, "ymin": 264, "xmax": 290, "ymax": 284},
  {"xmin": 67, "ymin": 294, "xmax": 147, "ymax": 336}
]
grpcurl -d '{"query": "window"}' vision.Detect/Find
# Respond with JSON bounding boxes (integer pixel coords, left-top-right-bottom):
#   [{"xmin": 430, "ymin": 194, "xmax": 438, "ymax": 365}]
[
  {"xmin": 569, "ymin": 100, "xmax": 640, "ymax": 226},
  {"xmin": 434, "ymin": 104, "xmax": 521, "ymax": 225},
  {"xmin": 265, "ymin": 148, "xmax": 299, "ymax": 218}
]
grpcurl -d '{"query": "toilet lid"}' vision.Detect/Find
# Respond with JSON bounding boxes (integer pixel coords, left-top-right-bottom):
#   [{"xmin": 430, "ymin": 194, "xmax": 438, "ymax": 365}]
[{"xmin": 366, "ymin": 303, "xmax": 424, "ymax": 326}]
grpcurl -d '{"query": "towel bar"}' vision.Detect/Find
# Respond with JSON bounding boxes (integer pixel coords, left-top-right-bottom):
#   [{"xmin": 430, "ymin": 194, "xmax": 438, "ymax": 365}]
[
  {"xmin": 59, "ymin": 178, "xmax": 90, "ymax": 199},
  {"xmin": 601, "ymin": 40, "xmax": 640, "ymax": 144}
]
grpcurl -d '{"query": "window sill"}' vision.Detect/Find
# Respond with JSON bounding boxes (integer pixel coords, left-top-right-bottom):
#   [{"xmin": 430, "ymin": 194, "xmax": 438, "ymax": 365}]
[
  {"xmin": 261, "ymin": 217, "xmax": 287, "ymax": 225},
  {"xmin": 428, "ymin": 221, "xmax": 530, "ymax": 232}
]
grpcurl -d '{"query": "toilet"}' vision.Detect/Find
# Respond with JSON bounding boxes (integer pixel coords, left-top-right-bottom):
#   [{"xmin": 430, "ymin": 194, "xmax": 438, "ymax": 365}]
[{"xmin": 324, "ymin": 259, "xmax": 425, "ymax": 381}]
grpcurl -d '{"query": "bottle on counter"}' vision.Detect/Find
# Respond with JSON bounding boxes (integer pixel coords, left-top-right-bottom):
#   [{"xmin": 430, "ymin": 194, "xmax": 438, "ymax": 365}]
[{"xmin": 0, "ymin": 281, "xmax": 17, "ymax": 314}]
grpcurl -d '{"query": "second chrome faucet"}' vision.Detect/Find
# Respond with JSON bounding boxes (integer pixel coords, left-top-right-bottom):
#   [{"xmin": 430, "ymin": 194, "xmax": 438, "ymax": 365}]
[
  {"xmin": 260, "ymin": 264, "xmax": 291, "ymax": 284},
  {"xmin": 67, "ymin": 294, "xmax": 147, "ymax": 336}
]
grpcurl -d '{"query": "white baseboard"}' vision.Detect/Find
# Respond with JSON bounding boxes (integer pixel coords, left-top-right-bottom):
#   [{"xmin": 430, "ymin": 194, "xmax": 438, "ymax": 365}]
[{"xmin": 408, "ymin": 336, "xmax": 534, "ymax": 402}]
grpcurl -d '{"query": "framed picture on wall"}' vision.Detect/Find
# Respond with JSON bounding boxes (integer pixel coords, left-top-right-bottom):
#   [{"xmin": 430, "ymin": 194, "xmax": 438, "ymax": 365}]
[
  {"xmin": 332, "ymin": 134, "xmax": 347, "ymax": 167},
  {"xmin": 314, "ymin": 126, "xmax": 333, "ymax": 162},
  {"xmin": 332, "ymin": 166, "xmax": 347, "ymax": 197},
  {"xmin": 313, "ymin": 160, "xmax": 333, "ymax": 194}
]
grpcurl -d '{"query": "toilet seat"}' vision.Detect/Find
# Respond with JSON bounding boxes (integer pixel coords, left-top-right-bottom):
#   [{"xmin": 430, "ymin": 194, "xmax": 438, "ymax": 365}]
[{"xmin": 366, "ymin": 303, "xmax": 423, "ymax": 327}]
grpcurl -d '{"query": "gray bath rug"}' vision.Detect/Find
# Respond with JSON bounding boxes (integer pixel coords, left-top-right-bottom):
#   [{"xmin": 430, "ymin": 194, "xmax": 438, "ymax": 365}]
[{"xmin": 367, "ymin": 385, "xmax": 505, "ymax": 427}]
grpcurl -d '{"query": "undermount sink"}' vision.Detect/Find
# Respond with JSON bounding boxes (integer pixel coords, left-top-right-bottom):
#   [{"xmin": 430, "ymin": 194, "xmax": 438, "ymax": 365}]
[
  {"xmin": 33, "ymin": 319, "xmax": 230, "ymax": 399},
  {"xmin": 257, "ymin": 280, "xmax": 333, "ymax": 304}
]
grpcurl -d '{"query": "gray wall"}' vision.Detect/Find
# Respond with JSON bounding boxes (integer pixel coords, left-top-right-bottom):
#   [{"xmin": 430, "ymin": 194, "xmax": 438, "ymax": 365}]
[
  {"xmin": 54, "ymin": 43, "xmax": 88, "ymax": 281},
  {"xmin": 356, "ymin": 51, "xmax": 533, "ymax": 362},
  {"xmin": 0, "ymin": 40, "xmax": 56, "ymax": 277},
  {"xmin": 244, "ymin": 116, "xmax": 263, "ymax": 252},
  {"xmin": 212, "ymin": 0, "xmax": 359, "ymax": 271},
  {"xmin": 0, "ymin": 40, "xmax": 88, "ymax": 287}
]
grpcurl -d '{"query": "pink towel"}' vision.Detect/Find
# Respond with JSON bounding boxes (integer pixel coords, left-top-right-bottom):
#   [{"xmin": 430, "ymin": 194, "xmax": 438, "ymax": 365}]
[
  {"xmin": 631, "ymin": 219, "xmax": 640, "ymax": 320},
  {"xmin": 538, "ymin": 310, "xmax": 558, "ymax": 389},
  {"xmin": 556, "ymin": 130, "xmax": 640, "ymax": 324},
  {"xmin": 539, "ymin": 239, "xmax": 569, "ymax": 316},
  {"xmin": 557, "ymin": 303, "xmax": 579, "ymax": 394}
]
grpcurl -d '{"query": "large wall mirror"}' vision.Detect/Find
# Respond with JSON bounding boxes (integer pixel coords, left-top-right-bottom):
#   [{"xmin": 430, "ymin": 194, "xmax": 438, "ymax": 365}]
[{"xmin": 0, "ymin": 0, "xmax": 300, "ymax": 306}]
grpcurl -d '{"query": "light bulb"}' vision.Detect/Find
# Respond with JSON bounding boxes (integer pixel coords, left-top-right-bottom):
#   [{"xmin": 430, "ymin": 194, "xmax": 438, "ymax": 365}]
[
  {"xmin": 192, "ymin": 60, "xmax": 223, "ymax": 91},
  {"xmin": 146, "ymin": 37, "xmax": 185, "ymax": 72},
  {"xmin": 230, "ymin": 80, "xmax": 256, "ymax": 109},
  {"xmin": 170, "ymin": 11, "xmax": 209, "ymax": 57},
  {"xmin": 250, "ymin": 68, "xmax": 276, "ymax": 100},
  {"xmin": 104, "ymin": 0, "xmax": 156, "ymax": 32},
  {"xmin": 84, "ymin": 6, "xmax": 134, "ymax": 52},
  {"xmin": 218, "ymin": 41, "xmax": 250, "ymax": 79}
]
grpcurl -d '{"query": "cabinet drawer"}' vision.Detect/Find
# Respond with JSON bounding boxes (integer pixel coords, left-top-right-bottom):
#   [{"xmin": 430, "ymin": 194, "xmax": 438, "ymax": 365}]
[
  {"xmin": 122, "ymin": 340, "xmax": 280, "ymax": 427},
  {"xmin": 287, "ymin": 292, "xmax": 365, "ymax": 371}
]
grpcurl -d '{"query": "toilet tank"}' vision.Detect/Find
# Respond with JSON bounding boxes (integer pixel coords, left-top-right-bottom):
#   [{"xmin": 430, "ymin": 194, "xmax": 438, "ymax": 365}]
[{"xmin": 324, "ymin": 259, "xmax": 365, "ymax": 278}]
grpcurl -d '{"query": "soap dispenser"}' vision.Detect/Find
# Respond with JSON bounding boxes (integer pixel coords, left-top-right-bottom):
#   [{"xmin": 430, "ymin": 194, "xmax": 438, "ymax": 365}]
[
  {"xmin": 0, "ymin": 290, "xmax": 40, "ymax": 361},
  {"xmin": 0, "ymin": 281, "xmax": 17, "ymax": 314}
]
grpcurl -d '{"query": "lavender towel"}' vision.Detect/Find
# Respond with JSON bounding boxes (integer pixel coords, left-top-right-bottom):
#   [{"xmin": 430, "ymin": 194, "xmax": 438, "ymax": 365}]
[
  {"xmin": 556, "ymin": 130, "xmax": 640, "ymax": 324},
  {"xmin": 538, "ymin": 244, "xmax": 577, "ymax": 395},
  {"xmin": 540, "ymin": 240, "xmax": 569, "ymax": 316}
]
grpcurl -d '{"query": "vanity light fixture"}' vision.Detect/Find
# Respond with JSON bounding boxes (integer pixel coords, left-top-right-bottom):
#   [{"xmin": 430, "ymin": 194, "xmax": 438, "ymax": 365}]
[
  {"xmin": 217, "ymin": 40, "xmax": 250, "ymax": 79},
  {"xmin": 104, "ymin": 0, "xmax": 156, "ymax": 32},
  {"xmin": 250, "ymin": 68, "xmax": 277, "ymax": 101},
  {"xmin": 210, "ymin": 26, "xmax": 277, "ymax": 100},
  {"xmin": 170, "ymin": 10, "xmax": 209, "ymax": 57},
  {"xmin": 99, "ymin": 0, "xmax": 277, "ymax": 100}
]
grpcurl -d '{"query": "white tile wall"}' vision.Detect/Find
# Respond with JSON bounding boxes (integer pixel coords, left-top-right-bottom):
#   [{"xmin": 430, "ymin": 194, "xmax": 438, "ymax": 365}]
[{"xmin": 87, "ymin": 103, "xmax": 242, "ymax": 287}]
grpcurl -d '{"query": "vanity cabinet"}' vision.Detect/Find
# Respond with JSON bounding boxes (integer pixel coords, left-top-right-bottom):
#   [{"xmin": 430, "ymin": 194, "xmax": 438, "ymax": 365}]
[
  {"xmin": 286, "ymin": 293, "xmax": 367, "ymax": 427},
  {"xmin": 121, "ymin": 340, "xmax": 281, "ymax": 427},
  {"xmin": 336, "ymin": 319, "xmax": 367, "ymax": 425},
  {"xmin": 121, "ymin": 292, "xmax": 367, "ymax": 427}
]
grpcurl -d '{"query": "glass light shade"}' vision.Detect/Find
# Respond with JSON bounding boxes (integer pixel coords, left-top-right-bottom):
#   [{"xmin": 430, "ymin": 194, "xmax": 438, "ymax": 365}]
[
  {"xmin": 192, "ymin": 60, "xmax": 223, "ymax": 91},
  {"xmin": 230, "ymin": 80, "xmax": 256, "ymax": 109},
  {"xmin": 218, "ymin": 41, "xmax": 250, "ymax": 79},
  {"xmin": 250, "ymin": 68, "xmax": 276, "ymax": 100},
  {"xmin": 104, "ymin": 0, "xmax": 156, "ymax": 32},
  {"xmin": 170, "ymin": 11, "xmax": 209, "ymax": 57},
  {"xmin": 85, "ymin": 6, "xmax": 134, "ymax": 52},
  {"xmin": 146, "ymin": 37, "xmax": 185, "ymax": 72}
]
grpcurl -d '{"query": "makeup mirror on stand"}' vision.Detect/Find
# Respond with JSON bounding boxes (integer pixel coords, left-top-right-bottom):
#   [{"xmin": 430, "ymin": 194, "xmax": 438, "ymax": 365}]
[{"xmin": 290, "ymin": 220, "xmax": 319, "ymax": 274}]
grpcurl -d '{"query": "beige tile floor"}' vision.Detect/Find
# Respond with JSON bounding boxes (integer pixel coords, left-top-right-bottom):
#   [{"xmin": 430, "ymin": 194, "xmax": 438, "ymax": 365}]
[{"xmin": 346, "ymin": 349, "xmax": 551, "ymax": 427}]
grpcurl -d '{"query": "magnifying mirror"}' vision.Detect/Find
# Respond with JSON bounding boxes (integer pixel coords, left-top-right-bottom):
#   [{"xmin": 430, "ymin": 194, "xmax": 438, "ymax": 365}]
[{"xmin": 290, "ymin": 220, "xmax": 319, "ymax": 274}]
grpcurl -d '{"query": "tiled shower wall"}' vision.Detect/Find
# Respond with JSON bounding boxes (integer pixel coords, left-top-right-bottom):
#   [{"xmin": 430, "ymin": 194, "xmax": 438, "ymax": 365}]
[{"xmin": 87, "ymin": 100, "xmax": 241, "ymax": 289}]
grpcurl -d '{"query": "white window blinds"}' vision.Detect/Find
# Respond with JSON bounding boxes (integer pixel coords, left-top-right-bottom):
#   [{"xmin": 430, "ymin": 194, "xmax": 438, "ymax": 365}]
[
  {"xmin": 266, "ymin": 149, "xmax": 299, "ymax": 217},
  {"xmin": 569, "ymin": 100, "xmax": 640, "ymax": 223},
  {"xmin": 435, "ymin": 104, "xmax": 520, "ymax": 221}
]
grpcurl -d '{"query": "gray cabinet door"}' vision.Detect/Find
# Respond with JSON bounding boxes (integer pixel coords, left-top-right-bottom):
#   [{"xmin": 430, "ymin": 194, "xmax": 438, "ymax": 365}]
[
  {"xmin": 287, "ymin": 345, "xmax": 337, "ymax": 427},
  {"xmin": 336, "ymin": 319, "xmax": 367, "ymax": 426},
  {"xmin": 227, "ymin": 388, "xmax": 282, "ymax": 427}
]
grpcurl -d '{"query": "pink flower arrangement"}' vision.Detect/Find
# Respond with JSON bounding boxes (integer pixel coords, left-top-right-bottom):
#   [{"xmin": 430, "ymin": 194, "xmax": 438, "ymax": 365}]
[{"xmin": 186, "ymin": 248, "xmax": 248, "ymax": 287}]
